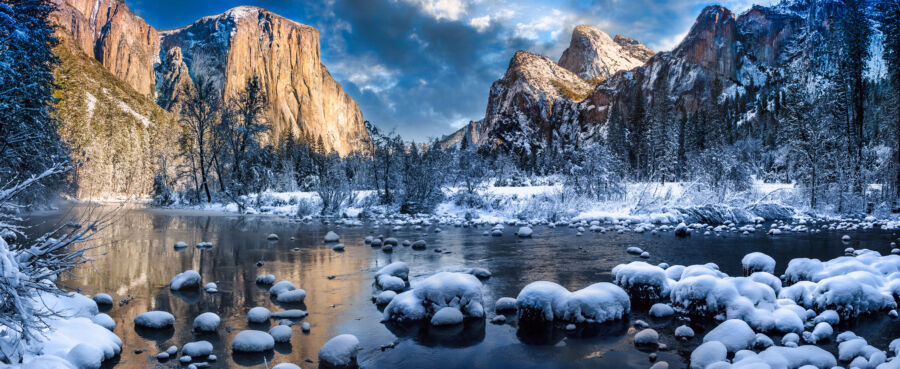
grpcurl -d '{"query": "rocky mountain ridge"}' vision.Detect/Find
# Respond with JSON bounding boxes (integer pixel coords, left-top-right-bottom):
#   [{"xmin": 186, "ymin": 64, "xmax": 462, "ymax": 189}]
[{"xmin": 474, "ymin": 0, "xmax": 844, "ymax": 167}]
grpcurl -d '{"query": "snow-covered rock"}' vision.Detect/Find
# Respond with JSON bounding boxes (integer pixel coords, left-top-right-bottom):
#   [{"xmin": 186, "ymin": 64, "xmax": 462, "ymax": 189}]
[
  {"xmin": 269, "ymin": 325, "xmax": 292, "ymax": 343},
  {"xmin": 375, "ymin": 262, "xmax": 409, "ymax": 292},
  {"xmin": 318, "ymin": 334, "xmax": 360, "ymax": 368},
  {"xmin": 495, "ymin": 297, "xmax": 517, "ymax": 313},
  {"xmin": 634, "ymin": 328, "xmax": 659, "ymax": 345},
  {"xmin": 91, "ymin": 313, "xmax": 115, "ymax": 331},
  {"xmin": 516, "ymin": 226, "xmax": 533, "ymax": 238},
  {"xmin": 324, "ymin": 231, "xmax": 340, "ymax": 243},
  {"xmin": 276, "ymin": 289, "xmax": 307, "ymax": 304},
  {"xmin": 691, "ymin": 341, "xmax": 727, "ymax": 369},
  {"xmin": 515, "ymin": 280, "xmax": 629, "ymax": 325},
  {"xmin": 134, "ymin": 311, "xmax": 175, "ymax": 328},
  {"xmin": 703, "ymin": 319, "xmax": 755, "ymax": 352},
  {"xmin": 430, "ymin": 307, "xmax": 464, "ymax": 326},
  {"xmin": 182, "ymin": 341, "xmax": 213, "ymax": 357},
  {"xmin": 192, "ymin": 312, "xmax": 220, "ymax": 332},
  {"xmin": 384, "ymin": 272, "xmax": 484, "ymax": 323},
  {"xmin": 92, "ymin": 294, "xmax": 113, "ymax": 306},
  {"xmin": 231, "ymin": 330, "xmax": 275, "ymax": 352},
  {"xmin": 742, "ymin": 252, "xmax": 776, "ymax": 275},
  {"xmin": 170, "ymin": 270, "xmax": 201, "ymax": 290},
  {"xmin": 649, "ymin": 303, "xmax": 674, "ymax": 318},
  {"xmin": 269, "ymin": 281, "xmax": 297, "ymax": 296},
  {"xmin": 675, "ymin": 325, "xmax": 695, "ymax": 339},
  {"xmin": 612, "ymin": 261, "xmax": 669, "ymax": 303},
  {"xmin": 256, "ymin": 274, "xmax": 276, "ymax": 284},
  {"xmin": 248, "ymin": 307, "xmax": 271, "ymax": 323}
]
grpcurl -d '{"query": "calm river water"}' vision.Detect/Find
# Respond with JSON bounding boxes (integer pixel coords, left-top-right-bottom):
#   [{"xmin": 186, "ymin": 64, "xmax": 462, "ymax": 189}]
[{"xmin": 24, "ymin": 205, "xmax": 900, "ymax": 369}]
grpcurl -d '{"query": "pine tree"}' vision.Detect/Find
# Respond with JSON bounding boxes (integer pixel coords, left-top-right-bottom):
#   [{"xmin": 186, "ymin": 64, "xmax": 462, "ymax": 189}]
[
  {"xmin": 838, "ymin": 0, "xmax": 873, "ymax": 191},
  {"xmin": 880, "ymin": 0, "xmax": 900, "ymax": 197},
  {"xmin": 0, "ymin": 0, "xmax": 71, "ymax": 202}
]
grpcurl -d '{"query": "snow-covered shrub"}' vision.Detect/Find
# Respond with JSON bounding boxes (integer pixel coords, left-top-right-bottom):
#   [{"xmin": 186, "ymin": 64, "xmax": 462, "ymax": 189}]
[
  {"xmin": 0, "ymin": 165, "xmax": 102, "ymax": 361},
  {"xmin": 151, "ymin": 174, "xmax": 175, "ymax": 206}
]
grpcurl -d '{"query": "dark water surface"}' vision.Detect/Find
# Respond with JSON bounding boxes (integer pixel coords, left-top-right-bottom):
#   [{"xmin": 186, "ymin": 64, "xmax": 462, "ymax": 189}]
[{"xmin": 24, "ymin": 206, "xmax": 900, "ymax": 368}]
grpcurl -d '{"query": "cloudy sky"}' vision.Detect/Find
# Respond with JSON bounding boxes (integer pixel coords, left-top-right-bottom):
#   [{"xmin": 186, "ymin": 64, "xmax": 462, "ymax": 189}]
[{"xmin": 126, "ymin": 0, "xmax": 771, "ymax": 141}]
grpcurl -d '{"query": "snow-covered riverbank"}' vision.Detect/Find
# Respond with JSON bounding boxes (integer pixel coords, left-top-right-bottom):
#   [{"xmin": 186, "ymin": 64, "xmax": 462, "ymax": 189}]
[{"xmin": 147, "ymin": 180, "xmax": 900, "ymax": 227}]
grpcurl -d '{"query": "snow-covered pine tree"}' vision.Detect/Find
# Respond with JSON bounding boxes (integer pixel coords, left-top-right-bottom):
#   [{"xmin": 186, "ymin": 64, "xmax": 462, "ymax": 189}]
[
  {"xmin": 880, "ymin": 0, "xmax": 900, "ymax": 197},
  {"xmin": 0, "ymin": 0, "xmax": 71, "ymax": 203},
  {"xmin": 837, "ymin": 0, "xmax": 874, "ymax": 192}
]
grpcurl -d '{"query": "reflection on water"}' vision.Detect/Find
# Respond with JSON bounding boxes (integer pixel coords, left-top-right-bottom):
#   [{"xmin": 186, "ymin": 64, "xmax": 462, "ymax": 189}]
[{"xmin": 23, "ymin": 205, "xmax": 900, "ymax": 368}]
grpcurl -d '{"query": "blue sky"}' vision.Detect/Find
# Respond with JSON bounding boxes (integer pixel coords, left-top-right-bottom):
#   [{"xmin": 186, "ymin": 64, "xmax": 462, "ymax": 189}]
[{"xmin": 126, "ymin": 0, "xmax": 771, "ymax": 141}]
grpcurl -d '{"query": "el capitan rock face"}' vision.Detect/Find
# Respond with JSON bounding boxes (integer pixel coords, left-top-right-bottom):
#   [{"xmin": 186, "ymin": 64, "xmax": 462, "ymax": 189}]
[
  {"xmin": 52, "ymin": 0, "xmax": 160, "ymax": 97},
  {"xmin": 558, "ymin": 25, "xmax": 654, "ymax": 82},
  {"xmin": 53, "ymin": 1, "xmax": 370, "ymax": 155},
  {"xmin": 158, "ymin": 6, "xmax": 369, "ymax": 155}
]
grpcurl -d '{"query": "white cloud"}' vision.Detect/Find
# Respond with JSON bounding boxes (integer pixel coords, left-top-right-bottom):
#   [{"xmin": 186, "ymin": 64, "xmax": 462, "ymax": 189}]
[
  {"xmin": 398, "ymin": 0, "xmax": 471, "ymax": 21},
  {"xmin": 332, "ymin": 60, "xmax": 399, "ymax": 94},
  {"xmin": 650, "ymin": 29, "xmax": 689, "ymax": 52},
  {"xmin": 513, "ymin": 9, "xmax": 564, "ymax": 40},
  {"xmin": 469, "ymin": 15, "xmax": 492, "ymax": 32}
]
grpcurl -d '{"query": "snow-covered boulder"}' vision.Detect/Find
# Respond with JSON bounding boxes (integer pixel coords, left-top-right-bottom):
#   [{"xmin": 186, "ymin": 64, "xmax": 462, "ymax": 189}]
[
  {"xmin": 318, "ymin": 334, "xmax": 360, "ymax": 369},
  {"xmin": 556, "ymin": 283, "xmax": 630, "ymax": 324},
  {"xmin": 670, "ymin": 275, "xmax": 737, "ymax": 319},
  {"xmin": 324, "ymin": 231, "xmax": 340, "ymax": 243},
  {"xmin": 634, "ymin": 329, "xmax": 659, "ymax": 346},
  {"xmin": 516, "ymin": 226, "xmax": 533, "ymax": 238},
  {"xmin": 89, "ymin": 313, "xmax": 115, "ymax": 332},
  {"xmin": 374, "ymin": 290, "xmax": 397, "ymax": 305},
  {"xmin": 269, "ymin": 325, "xmax": 292, "ymax": 343},
  {"xmin": 192, "ymin": 312, "xmax": 220, "ymax": 332},
  {"xmin": 612, "ymin": 261, "xmax": 669, "ymax": 304},
  {"xmin": 384, "ymin": 272, "xmax": 484, "ymax": 323},
  {"xmin": 375, "ymin": 262, "xmax": 409, "ymax": 292},
  {"xmin": 134, "ymin": 311, "xmax": 175, "ymax": 329},
  {"xmin": 182, "ymin": 341, "xmax": 213, "ymax": 357},
  {"xmin": 256, "ymin": 274, "xmax": 276, "ymax": 285},
  {"xmin": 430, "ymin": 307, "xmax": 464, "ymax": 326},
  {"xmin": 269, "ymin": 281, "xmax": 297, "ymax": 296},
  {"xmin": 92, "ymin": 294, "xmax": 113, "ymax": 306},
  {"xmin": 515, "ymin": 281, "xmax": 629, "ymax": 325},
  {"xmin": 231, "ymin": 330, "xmax": 275, "ymax": 352},
  {"xmin": 67, "ymin": 343, "xmax": 104, "ymax": 369},
  {"xmin": 703, "ymin": 319, "xmax": 755, "ymax": 352},
  {"xmin": 691, "ymin": 341, "xmax": 727, "ymax": 369},
  {"xmin": 170, "ymin": 270, "xmax": 201, "ymax": 290},
  {"xmin": 742, "ymin": 252, "xmax": 776, "ymax": 275},
  {"xmin": 675, "ymin": 325, "xmax": 694, "ymax": 339},
  {"xmin": 248, "ymin": 307, "xmax": 271, "ymax": 323},
  {"xmin": 649, "ymin": 303, "xmax": 674, "ymax": 318},
  {"xmin": 494, "ymin": 297, "xmax": 517, "ymax": 313},
  {"xmin": 273, "ymin": 364, "xmax": 302, "ymax": 369},
  {"xmin": 276, "ymin": 289, "xmax": 307, "ymax": 304},
  {"xmin": 271, "ymin": 309, "xmax": 308, "ymax": 319}
]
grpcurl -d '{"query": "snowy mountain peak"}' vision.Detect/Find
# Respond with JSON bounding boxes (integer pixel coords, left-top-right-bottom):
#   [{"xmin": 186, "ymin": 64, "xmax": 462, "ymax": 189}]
[{"xmin": 558, "ymin": 25, "xmax": 654, "ymax": 82}]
